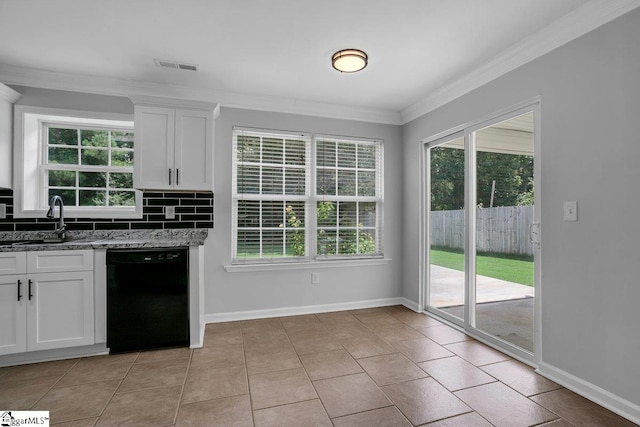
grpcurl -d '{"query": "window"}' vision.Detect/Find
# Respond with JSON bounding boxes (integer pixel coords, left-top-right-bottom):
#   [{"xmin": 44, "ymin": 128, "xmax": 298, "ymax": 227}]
[
  {"xmin": 13, "ymin": 106, "xmax": 142, "ymax": 218},
  {"xmin": 232, "ymin": 128, "xmax": 383, "ymax": 263},
  {"xmin": 316, "ymin": 137, "xmax": 383, "ymax": 257},
  {"xmin": 46, "ymin": 124, "xmax": 135, "ymax": 208},
  {"xmin": 233, "ymin": 129, "xmax": 311, "ymax": 261}
]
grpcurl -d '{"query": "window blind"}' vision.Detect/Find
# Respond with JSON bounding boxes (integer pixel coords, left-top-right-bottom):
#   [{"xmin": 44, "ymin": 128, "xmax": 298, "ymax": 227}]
[
  {"xmin": 315, "ymin": 137, "xmax": 384, "ymax": 258},
  {"xmin": 232, "ymin": 129, "xmax": 311, "ymax": 262},
  {"xmin": 232, "ymin": 128, "xmax": 383, "ymax": 263}
]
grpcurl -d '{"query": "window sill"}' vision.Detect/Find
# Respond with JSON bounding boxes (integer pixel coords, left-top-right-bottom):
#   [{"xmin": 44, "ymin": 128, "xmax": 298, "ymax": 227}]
[{"xmin": 224, "ymin": 257, "xmax": 391, "ymax": 273}]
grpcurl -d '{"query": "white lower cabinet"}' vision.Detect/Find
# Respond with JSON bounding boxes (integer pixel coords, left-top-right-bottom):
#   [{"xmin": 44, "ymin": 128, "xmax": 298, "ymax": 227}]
[
  {"xmin": 0, "ymin": 273, "xmax": 27, "ymax": 355},
  {"xmin": 0, "ymin": 250, "xmax": 94, "ymax": 356}
]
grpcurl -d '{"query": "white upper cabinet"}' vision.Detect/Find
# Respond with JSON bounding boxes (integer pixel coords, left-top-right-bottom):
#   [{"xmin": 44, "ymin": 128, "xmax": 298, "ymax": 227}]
[
  {"xmin": 131, "ymin": 96, "xmax": 218, "ymax": 191},
  {"xmin": 0, "ymin": 83, "xmax": 21, "ymax": 189}
]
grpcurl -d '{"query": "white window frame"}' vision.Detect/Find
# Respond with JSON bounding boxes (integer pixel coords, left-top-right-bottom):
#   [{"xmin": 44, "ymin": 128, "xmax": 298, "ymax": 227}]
[
  {"xmin": 314, "ymin": 135, "xmax": 385, "ymax": 260},
  {"xmin": 230, "ymin": 127, "xmax": 385, "ymax": 267},
  {"xmin": 231, "ymin": 128, "xmax": 312, "ymax": 264},
  {"xmin": 13, "ymin": 106, "xmax": 142, "ymax": 219}
]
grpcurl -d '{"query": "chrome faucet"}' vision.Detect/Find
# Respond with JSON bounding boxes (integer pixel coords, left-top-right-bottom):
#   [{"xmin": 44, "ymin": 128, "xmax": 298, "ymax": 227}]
[{"xmin": 46, "ymin": 195, "xmax": 66, "ymax": 241}]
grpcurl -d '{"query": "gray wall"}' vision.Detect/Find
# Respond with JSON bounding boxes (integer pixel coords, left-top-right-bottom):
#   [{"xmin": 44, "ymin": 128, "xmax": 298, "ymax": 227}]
[
  {"xmin": 402, "ymin": 9, "xmax": 640, "ymax": 407},
  {"xmin": 10, "ymin": 87, "xmax": 405, "ymax": 315},
  {"xmin": 206, "ymin": 107, "xmax": 403, "ymax": 315}
]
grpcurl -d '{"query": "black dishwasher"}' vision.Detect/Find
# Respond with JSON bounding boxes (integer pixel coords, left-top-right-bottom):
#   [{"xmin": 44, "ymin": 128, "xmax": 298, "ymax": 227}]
[{"xmin": 107, "ymin": 248, "xmax": 189, "ymax": 353}]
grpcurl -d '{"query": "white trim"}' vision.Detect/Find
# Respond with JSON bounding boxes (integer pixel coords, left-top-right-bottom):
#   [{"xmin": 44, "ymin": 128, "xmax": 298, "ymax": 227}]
[
  {"xmin": 0, "ymin": 64, "xmax": 400, "ymax": 125},
  {"xmin": 225, "ymin": 257, "xmax": 390, "ymax": 272},
  {"xmin": 0, "ymin": 82, "xmax": 21, "ymax": 103},
  {"xmin": 420, "ymin": 99, "xmax": 540, "ymax": 364},
  {"xmin": 129, "ymin": 94, "xmax": 218, "ymax": 111},
  {"xmin": 13, "ymin": 105, "xmax": 142, "ymax": 219},
  {"xmin": 232, "ymin": 129, "xmax": 384, "ymax": 263},
  {"xmin": 399, "ymin": 297, "xmax": 420, "ymax": 313},
  {"xmin": 188, "ymin": 246, "xmax": 205, "ymax": 349},
  {"xmin": 401, "ymin": 0, "xmax": 640, "ymax": 124},
  {"xmin": 537, "ymin": 361, "xmax": 640, "ymax": 425},
  {"xmin": 0, "ymin": 343, "xmax": 108, "ymax": 368},
  {"xmin": 204, "ymin": 297, "xmax": 405, "ymax": 323}
]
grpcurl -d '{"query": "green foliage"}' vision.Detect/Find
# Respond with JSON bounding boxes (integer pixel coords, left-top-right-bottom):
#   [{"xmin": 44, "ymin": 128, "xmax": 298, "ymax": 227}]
[
  {"xmin": 285, "ymin": 204, "xmax": 305, "ymax": 256},
  {"xmin": 476, "ymin": 151, "xmax": 533, "ymax": 208},
  {"xmin": 430, "ymin": 146, "xmax": 533, "ymax": 211},
  {"xmin": 316, "ymin": 201, "xmax": 376, "ymax": 256},
  {"xmin": 283, "ymin": 202, "xmax": 377, "ymax": 257},
  {"xmin": 515, "ymin": 177, "xmax": 535, "ymax": 206},
  {"xmin": 431, "ymin": 146, "xmax": 465, "ymax": 211},
  {"xmin": 47, "ymin": 127, "xmax": 134, "ymax": 207}
]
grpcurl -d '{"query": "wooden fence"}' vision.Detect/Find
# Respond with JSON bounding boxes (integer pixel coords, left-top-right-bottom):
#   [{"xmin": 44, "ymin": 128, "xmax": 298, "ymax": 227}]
[{"xmin": 430, "ymin": 205, "xmax": 534, "ymax": 256}]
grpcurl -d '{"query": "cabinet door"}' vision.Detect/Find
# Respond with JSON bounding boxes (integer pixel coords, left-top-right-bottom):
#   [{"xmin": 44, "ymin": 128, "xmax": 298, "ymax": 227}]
[
  {"xmin": 0, "ymin": 274, "xmax": 27, "ymax": 355},
  {"xmin": 27, "ymin": 271, "xmax": 94, "ymax": 351},
  {"xmin": 0, "ymin": 251, "xmax": 27, "ymax": 275},
  {"xmin": 175, "ymin": 109, "xmax": 213, "ymax": 191},
  {"xmin": 27, "ymin": 250, "xmax": 93, "ymax": 274},
  {"xmin": 134, "ymin": 106, "xmax": 176, "ymax": 190}
]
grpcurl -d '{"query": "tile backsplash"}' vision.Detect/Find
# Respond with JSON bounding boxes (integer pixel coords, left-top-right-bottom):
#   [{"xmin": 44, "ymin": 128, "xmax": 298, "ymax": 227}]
[{"xmin": 0, "ymin": 189, "xmax": 213, "ymax": 232}]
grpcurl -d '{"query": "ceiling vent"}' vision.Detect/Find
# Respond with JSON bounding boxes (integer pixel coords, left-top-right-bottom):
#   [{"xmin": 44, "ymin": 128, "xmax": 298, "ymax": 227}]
[{"xmin": 154, "ymin": 59, "xmax": 199, "ymax": 71}]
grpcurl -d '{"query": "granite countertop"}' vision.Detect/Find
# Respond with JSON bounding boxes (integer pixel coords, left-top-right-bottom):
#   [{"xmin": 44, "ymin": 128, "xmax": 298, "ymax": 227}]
[{"xmin": 0, "ymin": 229, "xmax": 208, "ymax": 252}]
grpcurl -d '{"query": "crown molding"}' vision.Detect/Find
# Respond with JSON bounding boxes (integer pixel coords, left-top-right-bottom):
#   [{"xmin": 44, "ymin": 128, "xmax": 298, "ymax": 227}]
[
  {"xmin": 2, "ymin": 0, "xmax": 636, "ymax": 126},
  {"xmin": 401, "ymin": 0, "xmax": 640, "ymax": 124},
  {"xmin": 0, "ymin": 81, "xmax": 21, "ymax": 103},
  {"xmin": 0, "ymin": 64, "xmax": 401, "ymax": 125}
]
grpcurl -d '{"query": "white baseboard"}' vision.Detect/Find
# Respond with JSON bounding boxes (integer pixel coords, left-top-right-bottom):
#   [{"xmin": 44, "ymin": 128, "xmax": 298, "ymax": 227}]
[
  {"xmin": 399, "ymin": 297, "xmax": 420, "ymax": 312},
  {"xmin": 0, "ymin": 343, "xmax": 109, "ymax": 368},
  {"xmin": 205, "ymin": 297, "xmax": 407, "ymax": 323},
  {"xmin": 537, "ymin": 361, "xmax": 640, "ymax": 425}
]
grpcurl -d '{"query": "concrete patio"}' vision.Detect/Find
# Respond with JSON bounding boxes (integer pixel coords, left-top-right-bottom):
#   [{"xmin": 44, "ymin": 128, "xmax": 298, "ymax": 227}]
[
  {"xmin": 428, "ymin": 265, "xmax": 534, "ymax": 308},
  {"xmin": 428, "ymin": 265, "xmax": 534, "ymax": 352}
]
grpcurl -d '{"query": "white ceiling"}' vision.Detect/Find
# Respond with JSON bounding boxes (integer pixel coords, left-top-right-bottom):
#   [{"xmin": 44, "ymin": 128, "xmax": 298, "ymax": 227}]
[{"xmin": 0, "ymin": 0, "xmax": 637, "ymax": 124}]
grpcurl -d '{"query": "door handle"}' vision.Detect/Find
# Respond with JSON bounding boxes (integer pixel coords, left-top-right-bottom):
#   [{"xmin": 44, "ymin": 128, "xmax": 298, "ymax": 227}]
[
  {"xmin": 17, "ymin": 279, "xmax": 22, "ymax": 301},
  {"xmin": 169, "ymin": 168, "xmax": 172, "ymax": 185},
  {"xmin": 176, "ymin": 168, "xmax": 180, "ymax": 186},
  {"xmin": 28, "ymin": 279, "xmax": 33, "ymax": 300}
]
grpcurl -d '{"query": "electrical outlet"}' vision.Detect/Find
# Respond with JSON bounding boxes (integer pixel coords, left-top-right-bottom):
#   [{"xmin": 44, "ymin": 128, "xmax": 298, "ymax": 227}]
[
  {"xmin": 165, "ymin": 206, "xmax": 176, "ymax": 220},
  {"xmin": 0, "ymin": 203, "xmax": 5, "ymax": 219},
  {"xmin": 311, "ymin": 272, "xmax": 320, "ymax": 284}
]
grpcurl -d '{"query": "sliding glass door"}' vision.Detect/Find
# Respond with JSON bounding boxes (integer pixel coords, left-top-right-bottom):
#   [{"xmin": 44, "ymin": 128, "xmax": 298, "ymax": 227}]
[
  {"xmin": 425, "ymin": 105, "xmax": 539, "ymax": 359},
  {"xmin": 427, "ymin": 135, "xmax": 465, "ymax": 322},
  {"xmin": 474, "ymin": 113, "xmax": 535, "ymax": 352}
]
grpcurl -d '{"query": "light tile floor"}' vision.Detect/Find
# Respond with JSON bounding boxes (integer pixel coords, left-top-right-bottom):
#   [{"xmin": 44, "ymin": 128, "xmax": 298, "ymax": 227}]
[{"xmin": 0, "ymin": 305, "xmax": 636, "ymax": 426}]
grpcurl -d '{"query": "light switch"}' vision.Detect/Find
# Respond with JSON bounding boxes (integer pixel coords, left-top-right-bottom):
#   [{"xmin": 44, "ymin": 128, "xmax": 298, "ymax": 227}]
[{"xmin": 563, "ymin": 201, "xmax": 577, "ymax": 221}]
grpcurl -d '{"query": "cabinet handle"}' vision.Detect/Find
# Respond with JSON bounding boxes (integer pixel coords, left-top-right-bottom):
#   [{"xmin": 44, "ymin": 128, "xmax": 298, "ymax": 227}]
[
  {"xmin": 28, "ymin": 279, "xmax": 33, "ymax": 300},
  {"xmin": 169, "ymin": 168, "xmax": 172, "ymax": 185},
  {"xmin": 177, "ymin": 169, "xmax": 180, "ymax": 186},
  {"xmin": 17, "ymin": 279, "xmax": 22, "ymax": 301}
]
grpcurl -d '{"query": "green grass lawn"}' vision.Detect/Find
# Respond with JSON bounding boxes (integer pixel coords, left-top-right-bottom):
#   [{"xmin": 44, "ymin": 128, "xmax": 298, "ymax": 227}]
[{"xmin": 430, "ymin": 248, "xmax": 534, "ymax": 286}]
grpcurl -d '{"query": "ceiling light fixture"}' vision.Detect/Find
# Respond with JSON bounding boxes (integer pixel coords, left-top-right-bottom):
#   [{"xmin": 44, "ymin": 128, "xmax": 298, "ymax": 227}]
[{"xmin": 332, "ymin": 49, "xmax": 368, "ymax": 73}]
